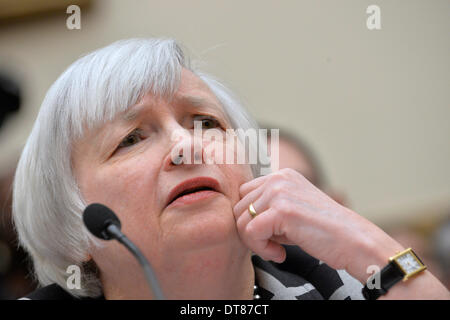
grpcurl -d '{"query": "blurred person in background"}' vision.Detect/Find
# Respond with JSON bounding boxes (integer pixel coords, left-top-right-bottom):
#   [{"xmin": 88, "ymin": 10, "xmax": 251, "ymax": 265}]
[{"xmin": 265, "ymin": 126, "xmax": 347, "ymax": 206}]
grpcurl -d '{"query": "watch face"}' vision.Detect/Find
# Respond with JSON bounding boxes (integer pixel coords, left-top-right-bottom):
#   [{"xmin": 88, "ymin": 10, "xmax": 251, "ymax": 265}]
[
  {"xmin": 396, "ymin": 253, "xmax": 422, "ymax": 274},
  {"xmin": 392, "ymin": 248, "xmax": 427, "ymax": 279}
]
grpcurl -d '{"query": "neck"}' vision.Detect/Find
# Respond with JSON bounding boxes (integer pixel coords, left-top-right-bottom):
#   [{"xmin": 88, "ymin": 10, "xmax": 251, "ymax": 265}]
[{"xmin": 101, "ymin": 244, "xmax": 255, "ymax": 300}]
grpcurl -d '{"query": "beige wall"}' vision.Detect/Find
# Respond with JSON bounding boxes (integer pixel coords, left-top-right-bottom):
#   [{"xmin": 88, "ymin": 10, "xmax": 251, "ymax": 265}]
[{"xmin": 0, "ymin": 0, "xmax": 449, "ymax": 226}]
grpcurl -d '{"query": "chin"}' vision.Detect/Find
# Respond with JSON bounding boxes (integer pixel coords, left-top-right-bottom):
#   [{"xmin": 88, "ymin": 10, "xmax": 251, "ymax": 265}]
[{"xmin": 163, "ymin": 198, "xmax": 239, "ymax": 251}]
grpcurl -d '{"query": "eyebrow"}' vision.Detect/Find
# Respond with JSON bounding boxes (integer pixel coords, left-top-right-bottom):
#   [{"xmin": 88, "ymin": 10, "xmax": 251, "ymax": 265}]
[
  {"xmin": 177, "ymin": 95, "xmax": 230, "ymax": 125},
  {"xmin": 120, "ymin": 94, "xmax": 226, "ymax": 123},
  {"xmin": 121, "ymin": 104, "xmax": 146, "ymax": 122}
]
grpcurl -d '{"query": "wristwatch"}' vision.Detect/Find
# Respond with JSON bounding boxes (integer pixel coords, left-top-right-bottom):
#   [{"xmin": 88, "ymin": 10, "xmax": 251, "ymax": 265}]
[{"xmin": 362, "ymin": 247, "xmax": 427, "ymax": 300}]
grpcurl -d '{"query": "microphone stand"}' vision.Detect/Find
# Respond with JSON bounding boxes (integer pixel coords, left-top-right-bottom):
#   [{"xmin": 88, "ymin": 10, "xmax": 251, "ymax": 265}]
[{"xmin": 106, "ymin": 224, "xmax": 165, "ymax": 300}]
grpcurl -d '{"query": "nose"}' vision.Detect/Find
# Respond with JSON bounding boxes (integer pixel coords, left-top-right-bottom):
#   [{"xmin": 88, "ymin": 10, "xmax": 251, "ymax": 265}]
[{"xmin": 163, "ymin": 127, "xmax": 204, "ymax": 171}]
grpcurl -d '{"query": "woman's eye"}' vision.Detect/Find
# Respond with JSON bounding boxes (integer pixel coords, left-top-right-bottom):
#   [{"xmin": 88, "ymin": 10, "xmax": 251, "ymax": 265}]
[
  {"xmin": 194, "ymin": 116, "xmax": 221, "ymax": 130},
  {"xmin": 118, "ymin": 130, "xmax": 143, "ymax": 148}
]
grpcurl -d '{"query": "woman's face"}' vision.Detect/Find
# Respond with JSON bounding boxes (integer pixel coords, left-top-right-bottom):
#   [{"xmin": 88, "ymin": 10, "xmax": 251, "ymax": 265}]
[{"xmin": 72, "ymin": 68, "xmax": 254, "ymax": 293}]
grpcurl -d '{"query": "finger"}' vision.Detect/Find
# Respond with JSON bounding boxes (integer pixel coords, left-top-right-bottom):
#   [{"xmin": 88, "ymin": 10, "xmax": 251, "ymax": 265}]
[
  {"xmin": 239, "ymin": 174, "xmax": 269, "ymax": 198},
  {"xmin": 235, "ymin": 198, "xmax": 269, "ymax": 243},
  {"xmin": 245, "ymin": 208, "xmax": 279, "ymax": 241},
  {"xmin": 234, "ymin": 190, "xmax": 271, "ymax": 228},
  {"xmin": 245, "ymin": 206, "xmax": 295, "ymax": 246},
  {"xmin": 244, "ymin": 209, "xmax": 286, "ymax": 262},
  {"xmin": 236, "ymin": 208, "xmax": 252, "ymax": 235},
  {"xmin": 233, "ymin": 184, "xmax": 265, "ymax": 219},
  {"xmin": 255, "ymin": 240, "xmax": 286, "ymax": 263},
  {"xmin": 270, "ymin": 235, "xmax": 296, "ymax": 245}
]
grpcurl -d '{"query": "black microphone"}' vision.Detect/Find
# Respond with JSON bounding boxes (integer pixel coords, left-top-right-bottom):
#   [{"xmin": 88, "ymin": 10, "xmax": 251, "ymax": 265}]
[{"xmin": 83, "ymin": 203, "xmax": 165, "ymax": 300}]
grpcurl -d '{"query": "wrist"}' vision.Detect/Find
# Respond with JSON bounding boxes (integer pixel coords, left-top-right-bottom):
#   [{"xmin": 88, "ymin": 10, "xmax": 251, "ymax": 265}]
[
  {"xmin": 378, "ymin": 270, "xmax": 450, "ymax": 300},
  {"xmin": 360, "ymin": 245, "xmax": 449, "ymax": 300},
  {"xmin": 349, "ymin": 235, "xmax": 405, "ymax": 285}
]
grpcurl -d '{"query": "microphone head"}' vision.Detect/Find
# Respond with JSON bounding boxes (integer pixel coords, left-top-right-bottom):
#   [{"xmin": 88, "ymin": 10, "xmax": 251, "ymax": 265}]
[{"xmin": 83, "ymin": 203, "xmax": 122, "ymax": 240}]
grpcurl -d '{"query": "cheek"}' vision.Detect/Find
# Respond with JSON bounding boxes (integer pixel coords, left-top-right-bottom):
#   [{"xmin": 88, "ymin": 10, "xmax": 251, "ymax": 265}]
[
  {"xmin": 203, "ymin": 131, "xmax": 254, "ymax": 174},
  {"xmin": 81, "ymin": 165, "xmax": 142, "ymax": 202},
  {"xmin": 208, "ymin": 135, "xmax": 254, "ymax": 204},
  {"xmin": 77, "ymin": 157, "xmax": 167, "ymax": 273},
  {"xmin": 77, "ymin": 158, "xmax": 159, "ymax": 234},
  {"xmin": 220, "ymin": 163, "xmax": 253, "ymax": 206}
]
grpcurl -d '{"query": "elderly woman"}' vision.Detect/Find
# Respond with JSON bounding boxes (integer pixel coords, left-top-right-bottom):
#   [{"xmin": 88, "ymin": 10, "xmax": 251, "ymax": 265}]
[{"xmin": 13, "ymin": 38, "xmax": 449, "ymax": 300}]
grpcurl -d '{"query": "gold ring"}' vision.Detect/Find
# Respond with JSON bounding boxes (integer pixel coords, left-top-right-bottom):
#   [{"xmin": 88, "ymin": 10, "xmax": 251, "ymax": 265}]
[{"xmin": 249, "ymin": 203, "xmax": 257, "ymax": 219}]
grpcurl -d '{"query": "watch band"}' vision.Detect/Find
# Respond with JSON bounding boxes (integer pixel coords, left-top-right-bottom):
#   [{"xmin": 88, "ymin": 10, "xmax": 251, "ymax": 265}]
[{"xmin": 362, "ymin": 261, "xmax": 405, "ymax": 300}]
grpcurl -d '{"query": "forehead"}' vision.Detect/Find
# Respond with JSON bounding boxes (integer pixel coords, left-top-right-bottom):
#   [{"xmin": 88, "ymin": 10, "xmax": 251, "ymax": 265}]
[
  {"xmin": 121, "ymin": 69, "xmax": 226, "ymax": 122},
  {"xmin": 177, "ymin": 68, "xmax": 212, "ymax": 93}
]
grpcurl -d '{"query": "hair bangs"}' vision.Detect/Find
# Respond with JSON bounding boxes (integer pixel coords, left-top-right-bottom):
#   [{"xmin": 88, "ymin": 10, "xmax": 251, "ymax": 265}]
[{"xmin": 58, "ymin": 38, "xmax": 187, "ymax": 139}]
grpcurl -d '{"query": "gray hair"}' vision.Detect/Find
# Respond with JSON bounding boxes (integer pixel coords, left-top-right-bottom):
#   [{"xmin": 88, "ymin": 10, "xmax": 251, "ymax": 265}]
[{"xmin": 12, "ymin": 38, "xmax": 267, "ymax": 298}]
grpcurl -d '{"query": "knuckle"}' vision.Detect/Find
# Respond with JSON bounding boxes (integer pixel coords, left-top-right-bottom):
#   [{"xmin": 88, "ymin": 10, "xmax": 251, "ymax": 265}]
[
  {"xmin": 271, "ymin": 183, "xmax": 284, "ymax": 195},
  {"xmin": 268, "ymin": 173, "xmax": 283, "ymax": 183},
  {"xmin": 274, "ymin": 197, "xmax": 291, "ymax": 213},
  {"xmin": 279, "ymin": 168, "xmax": 292, "ymax": 178},
  {"xmin": 282, "ymin": 167, "xmax": 303, "ymax": 181}
]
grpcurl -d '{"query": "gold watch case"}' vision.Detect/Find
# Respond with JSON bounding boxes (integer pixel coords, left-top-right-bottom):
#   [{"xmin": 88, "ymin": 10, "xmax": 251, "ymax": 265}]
[{"xmin": 389, "ymin": 248, "xmax": 427, "ymax": 281}]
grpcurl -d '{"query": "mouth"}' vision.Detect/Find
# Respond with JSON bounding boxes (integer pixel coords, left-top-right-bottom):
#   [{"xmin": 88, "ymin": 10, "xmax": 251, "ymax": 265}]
[{"xmin": 166, "ymin": 177, "xmax": 222, "ymax": 208}]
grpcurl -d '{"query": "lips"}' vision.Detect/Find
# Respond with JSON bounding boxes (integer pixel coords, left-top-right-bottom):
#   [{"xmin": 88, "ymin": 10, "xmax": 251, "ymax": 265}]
[{"xmin": 166, "ymin": 177, "xmax": 221, "ymax": 207}]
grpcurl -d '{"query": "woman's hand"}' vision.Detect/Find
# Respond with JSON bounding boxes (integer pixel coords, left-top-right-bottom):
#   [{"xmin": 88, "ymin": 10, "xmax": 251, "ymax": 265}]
[
  {"xmin": 234, "ymin": 168, "xmax": 450, "ymax": 299},
  {"xmin": 233, "ymin": 168, "xmax": 404, "ymax": 284}
]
